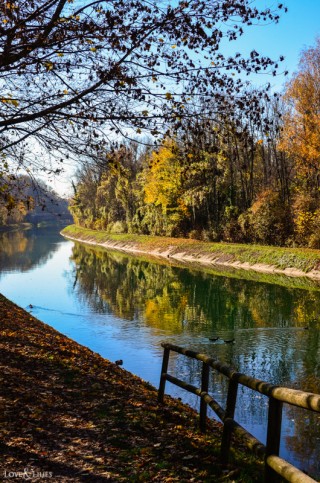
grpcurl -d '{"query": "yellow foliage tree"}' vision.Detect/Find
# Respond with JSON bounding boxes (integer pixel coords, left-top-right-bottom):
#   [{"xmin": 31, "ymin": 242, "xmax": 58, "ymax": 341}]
[
  {"xmin": 280, "ymin": 38, "xmax": 320, "ymax": 179},
  {"xmin": 144, "ymin": 140, "xmax": 181, "ymax": 212},
  {"xmin": 143, "ymin": 140, "xmax": 188, "ymax": 235}
]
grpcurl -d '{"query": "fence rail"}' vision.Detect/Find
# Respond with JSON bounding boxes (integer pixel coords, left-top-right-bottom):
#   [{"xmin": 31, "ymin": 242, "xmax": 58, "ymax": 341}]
[{"xmin": 158, "ymin": 342, "xmax": 320, "ymax": 483}]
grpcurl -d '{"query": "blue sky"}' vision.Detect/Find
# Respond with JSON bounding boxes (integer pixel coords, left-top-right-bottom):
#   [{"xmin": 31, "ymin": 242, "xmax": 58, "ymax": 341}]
[
  {"xmin": 51, "ymin": 1, "xmax": 320, "ymax": 195},
  {"xmin": 224, "ymin": 0, "xmax": 320, "ymax": 91}
]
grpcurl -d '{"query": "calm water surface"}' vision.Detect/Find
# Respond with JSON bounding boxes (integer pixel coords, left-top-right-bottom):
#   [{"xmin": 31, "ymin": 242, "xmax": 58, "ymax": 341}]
[{"xmin": 0, "ymin": 227, "xmax": 319, "ymax": 478}]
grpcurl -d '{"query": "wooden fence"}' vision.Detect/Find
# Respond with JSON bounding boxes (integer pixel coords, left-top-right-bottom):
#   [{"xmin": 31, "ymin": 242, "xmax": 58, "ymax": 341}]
[{"xmin": 158, "ymin": 342, "xmax": 320, "ymax": 483}]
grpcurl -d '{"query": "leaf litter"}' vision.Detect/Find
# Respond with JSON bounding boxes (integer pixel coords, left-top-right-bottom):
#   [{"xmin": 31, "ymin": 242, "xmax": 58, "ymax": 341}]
[{"xmin": 0, "ymin": 294, "xmax": 262, "ymax": 482}]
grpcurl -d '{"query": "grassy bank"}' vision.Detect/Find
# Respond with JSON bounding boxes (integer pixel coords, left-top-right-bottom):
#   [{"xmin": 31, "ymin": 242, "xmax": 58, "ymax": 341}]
[
  {"xmin": 0, "ymin": 294, "xmax": 262, "ymax": 482},
  {"xmin": 62, "ymin": 225, "xmax": 320, "ymax": 278}
]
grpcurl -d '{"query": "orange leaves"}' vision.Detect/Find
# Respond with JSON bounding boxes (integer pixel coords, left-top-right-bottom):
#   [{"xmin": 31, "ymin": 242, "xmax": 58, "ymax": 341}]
[
  {"xmin": 281, "ymin": 38, "xmax": 320, "ymax": 173},
  {"xmin": 44, "ymin": 61, "xmax": 54, "ymax": 71},
  {"xmin": 1, "ymin": 96, "xmax": 19, "ymax": 107}
]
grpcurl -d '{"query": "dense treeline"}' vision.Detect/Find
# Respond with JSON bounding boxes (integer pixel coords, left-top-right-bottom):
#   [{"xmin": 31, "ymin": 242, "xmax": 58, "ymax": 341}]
[
  {"xmin": 0, "ymin": 176, "xmax": 72, "ymax": 226},
  {"xmin": 70, "ymin": 39, "xmax": 320, "ymax": 248}
]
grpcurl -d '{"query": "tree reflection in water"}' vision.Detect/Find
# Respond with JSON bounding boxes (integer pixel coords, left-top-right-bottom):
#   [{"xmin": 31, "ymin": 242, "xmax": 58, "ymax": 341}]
[
  {"xmin": 70, "ymin": 242, "xmax": 320, "ymax": 477},
  {"xmin": 0, "ymin": 227, "xmax": 65, "ymax": 274}
]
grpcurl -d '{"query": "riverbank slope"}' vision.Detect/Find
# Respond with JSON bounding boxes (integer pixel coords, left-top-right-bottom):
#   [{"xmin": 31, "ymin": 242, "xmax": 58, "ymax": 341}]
[
  {"xmin": 62, "ymin": 225, "xmax": 320, "ymax": 280},
  {"xmin": 0, "ymin": 294, "xmax": 262, "ymax": 482}
]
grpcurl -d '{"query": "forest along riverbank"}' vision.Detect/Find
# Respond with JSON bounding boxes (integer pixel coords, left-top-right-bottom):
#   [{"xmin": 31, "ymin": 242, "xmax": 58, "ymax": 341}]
[
  {"xmin": 61, "ymin": 225, "xmax": 320, "ymax": 280},
  {"xmin": 0, "ymin": 294, "xmax": 264, "ymax": 482}
]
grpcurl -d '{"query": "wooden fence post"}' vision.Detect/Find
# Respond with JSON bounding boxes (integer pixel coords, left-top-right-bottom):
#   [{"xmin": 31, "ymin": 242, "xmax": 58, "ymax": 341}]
[
  {"xmin": 221, "ymin": 378, "xmax": 239, "ymax": 464},
  {"xmin": 158, "ymin": 347, "xmax": 170, "ymax": 403},
  {"xmin": 200, "ymin": 362, "xmax": 210, "ymax": 433},
  {"xmin": 265, "ymin": 397, "xmax": 283, "ymax": 483}
]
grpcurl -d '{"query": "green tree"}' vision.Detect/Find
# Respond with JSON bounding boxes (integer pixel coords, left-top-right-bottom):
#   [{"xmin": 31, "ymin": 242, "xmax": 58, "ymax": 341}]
[
  {"xmin": 70, "ymin": 143, "xmax": 141, "ymax": 231},
  {"xmin": 69, "ymin": 164, "xmax": 101, "ymax": 228}
]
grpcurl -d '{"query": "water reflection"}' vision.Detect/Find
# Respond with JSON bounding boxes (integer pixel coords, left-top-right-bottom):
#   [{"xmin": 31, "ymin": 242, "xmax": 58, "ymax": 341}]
[
  {"xmin": 70, "ymin": 242, "xmax": 320, "ymax": 477},
  {"xmin": 0, "ymin": 227, "xmax": 65, "ymax": 273},
  {"xmin": 71, "ymin": 242, "xmax": 320, "ymax": 335},
  {"xmin": 0, "ymin": 231, "xmax": 319, "ymax": 478}
]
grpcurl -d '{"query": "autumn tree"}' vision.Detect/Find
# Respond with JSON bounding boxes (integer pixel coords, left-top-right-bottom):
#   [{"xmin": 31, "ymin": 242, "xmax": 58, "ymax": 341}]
[
  {"xmin": 69, "ymin": 142, "xmax": 141, "ymax": 231},
  {"xmin": 95, "ymin": 144, "xmax": 140, "ymax": 232},
  {"xmin": 140, "ymin": 139, "xmax": 188, "ymax": 236},
  {"xmin": 281, "ymin": 38, "xmax": 320, "ymax": 183},
  {"xmin": 281, "ymin": 38, "xmax": 320, "ymax": 246},
  {"xmin": 69, "ymin": 163, "xmax": 102, "ymax": 228},
  {"xmin": 0, "ymin": 0, "xmax": 285, "ymax": 181},
  {"xmin": 70, "ymin": 104, "xmax": 296, "ymax": 243}
]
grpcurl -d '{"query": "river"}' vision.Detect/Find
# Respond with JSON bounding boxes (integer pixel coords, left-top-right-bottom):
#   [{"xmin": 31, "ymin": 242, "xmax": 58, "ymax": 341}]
[{"xmin": 0, "ymin": 226, "xmax": 319, "ymax": 479}]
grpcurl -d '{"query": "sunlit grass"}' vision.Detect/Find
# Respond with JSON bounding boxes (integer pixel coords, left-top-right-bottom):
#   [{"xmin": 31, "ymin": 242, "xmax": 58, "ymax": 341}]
[{"xmin": 61, "ymin": 224, "xmax": 320, "ymax": 275}]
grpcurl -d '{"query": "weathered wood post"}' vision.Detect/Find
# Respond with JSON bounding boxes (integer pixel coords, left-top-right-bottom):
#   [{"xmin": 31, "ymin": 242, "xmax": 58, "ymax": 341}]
[
  {"xmin": 221, "ymin": 378, "xmax": 239, "ymax": 463},
  {"xmin": 158, "ymin": 346, "xmax": 170, "ymax": 403},
  {"xmin": 265, "ymin": 397, "xmax": 283, "ymax": 483},
  {"xmin": 199, "ymin": 362, "xmax": 210, "ymax": 433}
]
